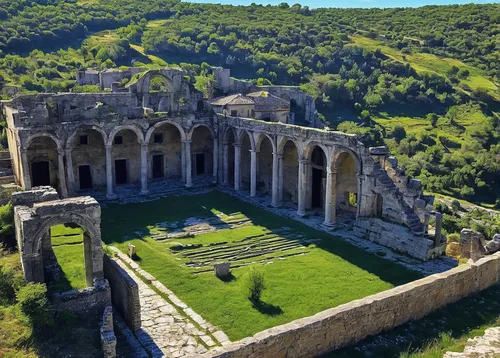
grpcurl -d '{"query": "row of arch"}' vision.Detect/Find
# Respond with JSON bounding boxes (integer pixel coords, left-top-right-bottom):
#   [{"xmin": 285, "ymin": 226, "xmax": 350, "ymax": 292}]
[{"xmin": 19, "ymin": 121, "xmax": 362, "ymax": 224}]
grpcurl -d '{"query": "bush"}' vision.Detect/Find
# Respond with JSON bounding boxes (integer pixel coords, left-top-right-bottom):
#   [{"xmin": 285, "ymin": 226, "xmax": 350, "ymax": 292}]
[
  {"xmin": 16, "ymin": 283, "xmax": 53, "ymax": 328},
  {"xmin": 0, "ymin": 265, "xmax": 17, "ymax": 305},
  {"xmin": 246, "ymin": 269, "xmax": 266, "ymax": 302},
  {"xmin": 447, "ymin": 233, "xmax": 460, "ymax": 243},
  {"xmin": 451, "ymin": 200, "xmax": 461, "ymax": 212}
]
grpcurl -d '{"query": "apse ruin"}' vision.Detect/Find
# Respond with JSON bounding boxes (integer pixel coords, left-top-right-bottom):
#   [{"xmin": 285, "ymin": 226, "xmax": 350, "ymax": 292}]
[{"xmin": 1, "ymin": 67, "xmax": 445, "ymax": 261}]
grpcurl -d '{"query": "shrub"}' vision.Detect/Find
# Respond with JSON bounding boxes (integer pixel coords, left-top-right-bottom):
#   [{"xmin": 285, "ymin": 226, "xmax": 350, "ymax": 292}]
[
  {"xmin": 451, "ymin": 200, "xmax": 461, "ymax": 212},
  {"xmin": 16, "ymin": 283, "xmax": 53, "ymax": 328},
  {"xmin": 447, "ymin": 233, "xmax": 460, "ymax": 243},
  {"xmin": 0, "ymin": 265, "xmax": 17, "ymax": 305},
  {"xmin": 246, "ymin": 269, "xmax": 266, "ymax": 302}
]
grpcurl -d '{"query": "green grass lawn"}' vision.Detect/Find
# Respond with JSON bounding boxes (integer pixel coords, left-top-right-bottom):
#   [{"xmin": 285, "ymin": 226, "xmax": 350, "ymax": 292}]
[
  {"xmin": 49, "ymin": 225, "xmax": 86, "ymax": 293},
  {"xmin": 101, "ymin": 190, "xmax": 421, "ymax": 340}
]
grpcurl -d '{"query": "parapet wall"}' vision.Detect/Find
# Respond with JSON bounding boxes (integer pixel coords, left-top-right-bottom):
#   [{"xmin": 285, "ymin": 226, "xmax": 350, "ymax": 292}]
[
  {"xmin": 196, "ymin": 253, "xmax": 500, "ymax": 358},
  {"xmin": 103, "ymin": 254, "xmax": 141, "ymax": 331}
]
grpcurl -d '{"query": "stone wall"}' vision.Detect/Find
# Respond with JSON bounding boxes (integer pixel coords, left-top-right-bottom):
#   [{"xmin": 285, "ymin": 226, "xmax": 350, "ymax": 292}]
[
  {"xmin": 103, "ymin": 254, "xmax": 141, "ymax": 331},
  {"xmin": 195, "ymin": 253, "xmax": 500, "ymax": 358},
  {"xmin": 51, "ymin": 278, "xmax": 111, "ymax": 317},
  {"xmin": 100, "ymin": 306, "xmax": 117, "ymax": 358}
]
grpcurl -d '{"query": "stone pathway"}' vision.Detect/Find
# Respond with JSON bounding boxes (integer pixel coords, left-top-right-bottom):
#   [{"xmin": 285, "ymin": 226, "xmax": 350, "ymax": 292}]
[
  {"xmin": 444, "ymin": 327, "xmax": 500, "ymax": 357},
  {"xmin": 110, "ymin": 247, "xmax": 230, "ymax": 357}
]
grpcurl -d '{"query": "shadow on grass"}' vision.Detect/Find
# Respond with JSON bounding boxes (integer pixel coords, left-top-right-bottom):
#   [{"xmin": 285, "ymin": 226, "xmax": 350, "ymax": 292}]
[
  {"xmin": 131, "ymin": 253, "xmax": 142, "ymax": 262},
  {"xmin": 251, "ymin": 299, "xmax": 283, "ymax": 317},
  {"xmin": 218, "ymin": 273, "xmax": 237, "ymax": 282}
]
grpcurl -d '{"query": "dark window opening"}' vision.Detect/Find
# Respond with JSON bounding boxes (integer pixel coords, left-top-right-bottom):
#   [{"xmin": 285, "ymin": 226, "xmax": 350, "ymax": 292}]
[
  {"xmin": 195, "ymin": 153, "xmax": 205, "ymax": 175},
  {"xmin": 79, "ymin": 135, "xmax": 88, "ymax": 145},
  {"xmin": 154, "ymin": 133, "xmax": 163, "ymax": 144},
  {"xmin": 31, "ymin": 161, "xmax": 50, "ymax": 187},
  {"xmin": 114, "ymin": 136, "xmax": 123, "ymax": 145},
  {"xmin": 152, "ymin": 154, "xmax": 164, "ymax": 179},
  {"xmin": 79, "ymin": 165, "xmax": 92, "ymax": 190},
  {"xmin": 230, "ymin": 110, "xmax": 237, "ymax": 117},
  {"xmin": 251, "ymin": 110, "xmax": 255, "ymax": 117},
  {"xmin": 115, "ymin": 159, "xmax": 127, "ymax": 185}
]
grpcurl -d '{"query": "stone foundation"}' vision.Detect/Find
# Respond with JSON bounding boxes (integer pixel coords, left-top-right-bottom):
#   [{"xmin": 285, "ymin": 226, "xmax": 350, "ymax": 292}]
[
  {"xmin": 354, "ymin": 218, "xmax": 446, "ymax": 261},
  {"xmin": 193, "ymin": 253, "xmax": 500, "ymax": 358}
]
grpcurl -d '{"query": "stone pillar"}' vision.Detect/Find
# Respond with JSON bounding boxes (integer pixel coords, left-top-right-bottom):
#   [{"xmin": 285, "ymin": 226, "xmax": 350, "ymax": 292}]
[
  {"xmin": 271, "ymin": 151, "xmax": 279, "ymax": 207},
  {"xmin": 332, "ymin": 169, "xmax": 337, "ymax": 224},
  {"xmin": 57, "ymin": 149, "xmax": 68, "ymax": 198},
  {"xmin": 181, "ymin": 141, "xmax": 186, "ymax": 183},
  {"xmin": 65, "ymin": 148, "xmax": 75, "ymax": 195},
  {"xmin": 20, "ymin": 148, "xmax": 32, "ymax": 190},
  {"xmin": 105, "ymin": 144, "xmax": 116, "ymax": 199},
  {"xmin": 323, "ymin": 168, "xmax": 336, "ymax": 226},
  {"xmin": 434, "ymin": 212, "xmax": 443, "ymax": 247},
  {"xmin": 222, "ymin": 142, "xmax": 229, "ymax": 185},
  {"xmin": 140, "ymin": 144, "xmax": 148, "ymax": 195},
  {"xmin": 250, "ymin": 150, "xmax": 257, "ymax": 197},
  {"xmin": 234, "ymin": 144, "xmax": 241, "ymax": 190},
  {"xmin": 278, "ymin": 154, "xmax": 284, "ymax": 203},
  {"xmin": 213, "ymin": 138, "xmax": 219, "ymax": 183},
  {"xmin": 356, "ymin": 174, "xmax": 363, "ymax": 220},
  {"xmin": 184, "ymin": 140, "xmax": 192, "ymax": 187},
  {"xmin": 297, "ymin": 159, "xmax": 307, "ymax": 216}
]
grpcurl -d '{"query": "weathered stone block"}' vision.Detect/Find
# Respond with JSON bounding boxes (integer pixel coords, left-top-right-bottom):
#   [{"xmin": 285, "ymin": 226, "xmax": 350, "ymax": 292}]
[{"xmin": 214, "ymin": 262, "xmax": 231, "ymax": 279}]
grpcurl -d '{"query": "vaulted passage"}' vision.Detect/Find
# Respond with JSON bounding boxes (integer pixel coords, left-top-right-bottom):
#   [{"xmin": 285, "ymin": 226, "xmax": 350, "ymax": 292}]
[
  {"xmin": 111, "ymin": 129, "xmax": 141, "ymax": 185},
  {"xmin": 334, "ymin": 152, "xmax": 358, "ymax": 215},
  {"xmin": 240, "ymin": 132, "xmax": 252, "ymax": 193},
  {"xmin": 309, "ymin": 146, "xmax": 326, "ymax": 210},
  {"xmin": 148, "ymin": 123, "xmax": 182, "ymax": 180},
  {"xmin": 282, "ymin": 140, "xmax": 299, "ymax": 205},
  {"xmin": 257, "ymin": 136, "xmax": 273, "ymax": 196},
  {"xmin": 225, "ymin": 128, "xmax": 236, "ymax": 185},
  {"xmin": 27, "ymin": 136, "xmax": 59, "ymax": 190},
  {"xmin": 191, "ymin": 126, "xmax": 214, "ymax": 178}
]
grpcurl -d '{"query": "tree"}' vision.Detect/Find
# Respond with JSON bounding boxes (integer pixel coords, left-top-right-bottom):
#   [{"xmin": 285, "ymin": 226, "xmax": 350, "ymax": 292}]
[{"xmin": 427, "ymin": 113, "xmax": 438, "ymax": 127}]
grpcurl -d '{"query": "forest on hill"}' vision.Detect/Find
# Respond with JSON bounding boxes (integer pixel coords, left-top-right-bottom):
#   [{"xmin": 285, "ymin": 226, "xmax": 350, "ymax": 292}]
[{"xmin": 0, "ymin": 0, "xmax": 499, "ymax": 217}]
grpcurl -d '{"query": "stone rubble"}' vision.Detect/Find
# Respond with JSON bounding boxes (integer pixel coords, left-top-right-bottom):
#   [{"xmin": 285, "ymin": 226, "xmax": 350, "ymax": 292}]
[{"xmin": 444, "ymin": 327, "xmax": 500, "ymax": 358}]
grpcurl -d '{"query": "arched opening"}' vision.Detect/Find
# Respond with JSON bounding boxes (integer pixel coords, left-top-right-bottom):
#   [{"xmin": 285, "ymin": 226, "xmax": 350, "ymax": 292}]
[
  {"xmin": 27, "ymin": 136, "xmax": 59, "ymax": 189},
  {"xmin": 257, "ymin": 135, "xmax": 273, "ymax": 196},
  {"xmin": 42, "ymin": 223, "xmax": 92, "ymax": 293},
  {"xmin": 226, "ymin": 128, "xmax": 236, "ymax": 185},
  {"xmin": 334, "ymin": 151, "xmax": 358, "ymax": 215},
  {"xmin": 240, "ymin": 132, "xmax": 252, "ymax": 193},
  {"xmin": 148, "ymin": 74, "xmax": 171, "ymax": 93},
  {"xmin": 191, "ymin": 125, "xmax": 214, "ymax": 179},
  {"xmin": 148, "ymin": 123, "xmax": 182, "ymax": 181},
  {"xmin": 282, "ymin": 140, "xmax": 299, "ymax": 205},
  {"xmin": 69, "ymin": 129, "xmax": 106, "ymax": 191},
  {"xmin": 111, "ymin": 129, "xmax": 141, "ymax": 186},
  {"xmin": 308, "ymin": 146, "xmax": 326, "ymax": 210}
]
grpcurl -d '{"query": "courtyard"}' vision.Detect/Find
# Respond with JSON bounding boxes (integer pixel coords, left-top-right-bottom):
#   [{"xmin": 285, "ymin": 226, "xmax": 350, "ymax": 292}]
[{"xmin": 53, "ymin": 190, "xmax": 421, "ymax": 341}]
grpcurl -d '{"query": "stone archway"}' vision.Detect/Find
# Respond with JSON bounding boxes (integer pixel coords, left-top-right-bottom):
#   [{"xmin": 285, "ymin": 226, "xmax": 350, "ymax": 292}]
[
  {"xmin": 13, "ymin": 188, "xmax": 102, "ymax": 288},
  {"xmin": 190, "ymin": 125, "xmax": 215, "ymax": 182},
  {"xmin": 255, "ymin": 134, "xmax": 275, "ymax": 197},
  {"xmin": 332, "ymin": 150, "xmax": 360, "ymax": 217},
  {"xmin": 146, "ymin": 122, "xmax": 184, "ymax": 180},
  {"xmin": 281, "ymin": 140, "xmax": 300, "ymax": 205}
]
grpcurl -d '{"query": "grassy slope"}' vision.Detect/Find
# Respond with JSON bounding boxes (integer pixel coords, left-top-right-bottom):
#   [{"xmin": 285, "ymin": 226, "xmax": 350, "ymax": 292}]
[
  {"xmin": 101, "ymin": 190, "xmax": 421, "ymax": 340},
  {"xmin": 350, "ymin": 35, "xmax": 499, "ymax": 101}
]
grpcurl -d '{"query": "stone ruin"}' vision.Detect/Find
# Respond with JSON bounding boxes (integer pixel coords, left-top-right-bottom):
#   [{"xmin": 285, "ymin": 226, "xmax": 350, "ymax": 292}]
[{"xmin": 460, "ymin": 228, "xmax": 500, "ymax": 262}]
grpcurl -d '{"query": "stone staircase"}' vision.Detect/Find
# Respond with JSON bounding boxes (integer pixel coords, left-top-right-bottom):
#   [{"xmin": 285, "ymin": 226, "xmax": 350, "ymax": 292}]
[{"xmin": 370, "ymin": 160, "xmax": 425, "ymax": 234}]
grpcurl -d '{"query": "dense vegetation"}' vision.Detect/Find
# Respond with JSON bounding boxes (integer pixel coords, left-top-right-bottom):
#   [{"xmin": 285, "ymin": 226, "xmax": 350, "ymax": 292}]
[{"xmin": 0, "ymin": 0, "xmax": 498, "ymax": 206}]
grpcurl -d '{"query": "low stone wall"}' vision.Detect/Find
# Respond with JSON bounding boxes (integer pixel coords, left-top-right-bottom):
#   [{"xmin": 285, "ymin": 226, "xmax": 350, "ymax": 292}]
[
  {"xmin": 51, "ymin": 279, "xmax": 111, "ymax": 317},
  {"xmin": 354, "ymin": 218, "xmax": 446, "ymax": 261},
  {"xmin": 195, "ymin": 253, "xmax": 500, "ymax": 358},
  {"xmin": 103, "ymin": 254, "xmax": 141, "ymax": 331},
  {"xmin": 100, "ymin": 306, "xmax": 117, "ymax": 358}
]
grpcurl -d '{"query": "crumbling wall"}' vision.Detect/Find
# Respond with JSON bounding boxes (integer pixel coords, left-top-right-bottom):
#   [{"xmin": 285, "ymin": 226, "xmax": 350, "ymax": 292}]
[
  {"xmin": 51, "ymin": 278, "xmax": 111, "ymax": 316},
  {"xmin": 195, "ymin": 253, "xmax": 500, "ymax": 358}
]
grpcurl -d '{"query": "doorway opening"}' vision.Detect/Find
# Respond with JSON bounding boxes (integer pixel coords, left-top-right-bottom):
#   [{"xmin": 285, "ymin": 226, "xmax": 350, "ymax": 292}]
[
  {"xmin": 32, "ymin": 161, "xmax": 50, "ymax": 187},
  {"xmin": 115, "ymin": 159, "xmax": 127, "ymax": 185},
  {"xmin": 312, "ymin": 168, "xmax": 323, "ymax": 208},
  {"xmin": 152, "ymin": 154, "xmax": 164, "ymax": 179},
  {"xmin": 195, "ymin": 153, "xmax": 205, "ymax": 175},
  {"xmin": 78, "ymin": 165, "xmax": 92, "ymax": 190}
]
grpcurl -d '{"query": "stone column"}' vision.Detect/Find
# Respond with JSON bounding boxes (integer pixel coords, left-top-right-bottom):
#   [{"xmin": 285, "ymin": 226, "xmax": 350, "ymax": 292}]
[
  {"xmin": 234, "ymin": 143, "xmax": 241, "ymax": 191},
  {"xmin": 57, "ymin": 149, "xmax": 68, "ymax": 198},
  {"xmin": 65, "ymin": 148, "xmax": 75, "ymax": 195},
  {"xmin": 250, "ymin": 150, "xmax": 257, "ymax": 197},
  {"xmin": 297, "ymin": 159, "xmax": 307, "ymax": 216},
  {"xmin": 105, "ymin": 144, "xmax": 116, "ymax": 199},
  {"xmin": 278, "ymin": 154, "xmax": 284, "ymax": 203},
  {"xmin": 184, "ymin": 140, "xmax": 192, "ymax": 187},
  {"xmin": 222, "ymin": 142, "xmax": 229, "ymax": 185},
  {"xmin": 181, "ymin": 142, "xmax": 186, "ymax": 183},
  {"xmin": 434, "ymin": 212, "xmax": 443, "ymax": 247},
  {"xmin": 356, "ymin": 174, "xmax": 363, "ymax": 220},
  {"xmin": 213, "ymin": 138, "xmax": 219, "ymax": 183},
  {"xmin": 20, "ymin": 148, "xmax": 32, "ymax": 190},
  {"xmin": 271, "ymin": 151, "xmax": 279, "ymax": 207},
  {"xmin": 332, "ymin": 169, "xmax": 337, "ymax": 224},
  {"xmin": 140, "ymin": 144, "xmax": 148, "ymax": 195},
  {"xmin": 323, "ymin": 168, "xmax": 335, "ymax": 226}
]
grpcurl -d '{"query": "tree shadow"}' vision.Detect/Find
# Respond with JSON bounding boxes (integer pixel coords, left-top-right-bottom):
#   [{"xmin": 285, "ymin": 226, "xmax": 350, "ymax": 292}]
[{"xmin": 250, "ymin": 299, "xmax": 283, "ymax": 316}]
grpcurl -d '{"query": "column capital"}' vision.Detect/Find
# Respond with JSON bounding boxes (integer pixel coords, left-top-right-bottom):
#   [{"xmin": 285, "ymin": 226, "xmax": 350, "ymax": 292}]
[
  {"xmin": 299, "ymin": 159, "xmax": 309, "ymax": 164},
  {"xmin": 57, "ymin": 149, "xmax": 64, "ymax": 156},
  {"xmin": 20, "ymin": 147, "xmax": 28, "ymax": 154},
  {"xmin": 182, "ymin": 140, "xmax": 192, "ymax": 144},
  {"xmin": 141, "ymin": 143, "xmax": 149, "ymax": 148},
  {"xmin": 105, "ymin": 144, "xmax": 113, "ymax": 150},
  {"xmin": 327, "ymin": 168, "xmax": 338, "ymax": 174},
  {"xmin": 221, "ymin": 141, "xmax": 228, "ymax": 146},
  {"xmin": 233, "ymin": 143, "xmax": 242, "ymax": 148}
]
